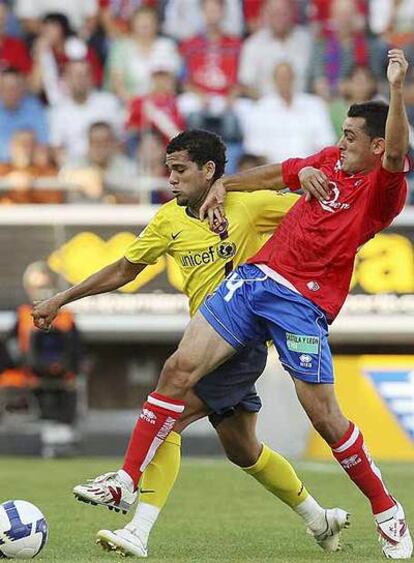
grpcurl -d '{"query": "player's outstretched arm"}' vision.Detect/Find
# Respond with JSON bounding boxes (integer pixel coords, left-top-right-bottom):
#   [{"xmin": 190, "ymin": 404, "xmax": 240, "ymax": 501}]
[
  {"xmin": 200, "ymin": 163, "xmax": 284, "ymax": 227},
  {"xmin": 383, "ymin": 49, "xmax": 410, "ymax": 172},
  {"xmin": 32, "ymin": 258, "xmax": 146, "ymax": 330}
]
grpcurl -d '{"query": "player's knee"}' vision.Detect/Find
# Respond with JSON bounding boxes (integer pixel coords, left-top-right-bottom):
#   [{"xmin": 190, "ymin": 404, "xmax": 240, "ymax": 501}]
[{"xmin": 159, "ymin": 353, "xmax": 198, "ymax": 392}]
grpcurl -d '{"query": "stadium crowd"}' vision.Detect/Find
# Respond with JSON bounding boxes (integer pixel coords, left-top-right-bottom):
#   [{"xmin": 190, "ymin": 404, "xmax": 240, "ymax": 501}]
[{"xmin": 0, "ymin": 0, "xmax": 413, "ymax": 204}]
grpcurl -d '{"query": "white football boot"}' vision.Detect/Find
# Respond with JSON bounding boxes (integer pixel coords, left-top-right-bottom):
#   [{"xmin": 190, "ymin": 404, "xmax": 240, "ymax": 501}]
[
  {"xmin": 73, "ymin": 472, "xmax": 136, "ymax": 514},
  {"xmin": 96, "ymin": 524, "xmax": 148, "ymax": 558},
  {"xmin": 377, "ymin": 501, "xmax": 413, "ymax": 559},
  {"xmin": 307, "ymin": 508, "xmax": 350, "ymax": 552}
]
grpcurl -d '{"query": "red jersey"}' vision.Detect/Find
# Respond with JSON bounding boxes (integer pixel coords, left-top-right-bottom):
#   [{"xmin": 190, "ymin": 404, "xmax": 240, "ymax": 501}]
[
  {"xmin": 179, "ymin": 35, "xmax": 241, "ymax": 96},
  {"xmin": 249, "ymin": 146, "xmax": 408, "ymax": 321}
]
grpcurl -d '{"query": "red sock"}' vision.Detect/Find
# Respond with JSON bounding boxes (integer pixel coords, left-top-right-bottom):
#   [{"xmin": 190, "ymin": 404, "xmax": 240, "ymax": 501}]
[
  {"xmin": 330, "ymin": 421, "xmax": 395, "ymax": 516},
  {"xmin": 122, "ymin": 392, "xmax": 185, "ymax": 488}
]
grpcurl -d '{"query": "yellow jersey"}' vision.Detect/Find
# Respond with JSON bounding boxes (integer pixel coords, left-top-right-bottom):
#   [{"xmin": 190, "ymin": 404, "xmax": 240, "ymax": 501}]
[{"xmin": 125, "ymin": 191, "xmax": 298, "ymax": 316}]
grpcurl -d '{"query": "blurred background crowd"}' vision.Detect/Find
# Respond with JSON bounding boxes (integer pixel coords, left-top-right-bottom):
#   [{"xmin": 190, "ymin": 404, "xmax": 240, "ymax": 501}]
[{"xmin": 0, "ymin": 0, "xmax": 414, "ymax": 205}]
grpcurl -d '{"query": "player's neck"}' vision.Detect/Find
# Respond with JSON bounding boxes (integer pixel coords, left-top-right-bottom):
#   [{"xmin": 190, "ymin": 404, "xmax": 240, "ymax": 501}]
[{"xmin": 186, "ymin": 186, "xmax": 211, "ymax": 219}]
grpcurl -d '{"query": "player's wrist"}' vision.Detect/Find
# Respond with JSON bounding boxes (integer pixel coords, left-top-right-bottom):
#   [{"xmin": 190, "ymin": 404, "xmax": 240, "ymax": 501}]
[
  {"xmin": 54, "ymin": 291, "xmax": 68, "ymax": 307},
  {"xmin": 389, "ymin": 82, "xmax": 404, "ymax": 92}
]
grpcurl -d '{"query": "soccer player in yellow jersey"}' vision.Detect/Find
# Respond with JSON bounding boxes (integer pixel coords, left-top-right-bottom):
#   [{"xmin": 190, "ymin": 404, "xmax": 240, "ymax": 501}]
[{"xmin": 33, "ymin": 130, "xmax": 349, "ymax": 557}]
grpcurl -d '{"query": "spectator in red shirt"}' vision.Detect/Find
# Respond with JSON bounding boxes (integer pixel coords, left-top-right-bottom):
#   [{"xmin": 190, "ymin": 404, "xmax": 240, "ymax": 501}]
[
  {"xmin": 31, "ymin": 12, "xmax": 103, "ymax": 104},
  {"xmin": 0, "ymin": 3, "xmax": 32, "ymax": 75},
  {"xmin": 178, "ymin": 0, "xmax": 243, "ymax": 166},
  {"xmin": 126, "ymin": 58, "xmax": 185, "ymax": 145},
  {"xmin": 180, "ymin": 0, "xmax": 241, "ymax": 98}
]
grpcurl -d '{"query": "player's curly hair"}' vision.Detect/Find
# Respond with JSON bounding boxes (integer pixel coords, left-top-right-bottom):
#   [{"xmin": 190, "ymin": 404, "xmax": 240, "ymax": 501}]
[
  {"xmin": 166, "ymin": 129, "xmax": 227, "ymax": 182},
  {"xmin": 348, "ymin": 101, "xmax": 389, "ymax": 140}
]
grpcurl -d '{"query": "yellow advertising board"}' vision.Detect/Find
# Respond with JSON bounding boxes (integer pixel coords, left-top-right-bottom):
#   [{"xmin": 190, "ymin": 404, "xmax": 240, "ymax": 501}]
[{"xmin": 305, "ymin": 356, "xmax": 414, "ymax": 460}]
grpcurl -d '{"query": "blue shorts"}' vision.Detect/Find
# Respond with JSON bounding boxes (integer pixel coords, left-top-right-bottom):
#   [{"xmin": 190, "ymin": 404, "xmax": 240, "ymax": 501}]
[
  {"xmin": 199, "ymin": 264, "xmax": 334, "ymax": 384},
  {"xmin": 194, "ymin": 343, "xmax": 267, "ymax": 427}
]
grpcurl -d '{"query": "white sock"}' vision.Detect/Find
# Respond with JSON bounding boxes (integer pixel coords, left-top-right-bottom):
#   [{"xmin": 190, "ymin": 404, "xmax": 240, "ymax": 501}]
[
  {"xmin": 117, "ymin": 469, "xmax": 134, "ymax": 492},
  {"xmin": 294, "ymin": 495, "xmax": 326, "ymax": 530},
  {"xmin": 128, "ymin": 502, "xmax": 160, "ymax": 547}
]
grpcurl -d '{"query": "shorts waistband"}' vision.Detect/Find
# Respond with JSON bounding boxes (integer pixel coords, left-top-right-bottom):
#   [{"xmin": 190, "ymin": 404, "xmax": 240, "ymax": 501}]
[{"xmin": 255, "ymin": 264, "xmax": 301, "ymax": 295}]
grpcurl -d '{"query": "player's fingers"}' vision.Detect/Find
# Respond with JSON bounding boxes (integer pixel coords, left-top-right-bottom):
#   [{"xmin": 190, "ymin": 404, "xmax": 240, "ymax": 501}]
[
  {"xmin": 199, "ymin": 199, "xmax": 211, "ymax": 221},
  {"xmin": 207, "ymin": 207, "xmax": 216, "ymax": 229},
  {"xmin": 214, "ymin": 205, "xmax": 224, "ymax": 226},
  {"xmin": 305, "ymin": 191, "xmax": 311, "ymax": 202},
  {"xmin": 308, "ymin": 178, "xmax": 328, "ymax": 200}
]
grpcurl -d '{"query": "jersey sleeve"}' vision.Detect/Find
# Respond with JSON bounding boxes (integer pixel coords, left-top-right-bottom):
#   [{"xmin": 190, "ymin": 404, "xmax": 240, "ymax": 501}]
[
  {"xmin": 282, "ymin": 146, "xmax": 339, "ymax": 190},
  {"xmin": 240, "ymin": 191, "xmax": 299, "ymax": 232},
  {"xmin": 362, "ymin": 165, "xmax": 408, "ymax": 242},
  {"xmin": 124, "ymin": 208, "xmax": 170, "ymax": 265}
]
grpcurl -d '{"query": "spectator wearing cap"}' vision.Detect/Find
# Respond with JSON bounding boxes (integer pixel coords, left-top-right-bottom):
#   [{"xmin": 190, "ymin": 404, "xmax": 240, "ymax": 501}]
[
  {"xmin": 163, "ymin": 0, "xmax": 243, "ymax": 41},
  {"xmin": 0, "ymin": 67, "xmax": 48, "ymax": 162},
  {"xmin": 238, "ymin": 61, "xmax": 335, "ymax": 162},
  {"xmin": 126, "ymin": 58, "xmax": 185, "ymax": 146},
  {"xmin": 0, "ymin": 3, "xmax": 32, "ymax": 75},
  {"xmin": 239, "ymin": 0, "xmax": 312, "ymax": 98},
  {"xmin": 48, "ymin": 59, "xmax": 122, "ymax": 164},
  {"xmin": 30, "ymin": 13, "xmax": 102, "ymax": 105},
  {"xmin": 243, "ymin": 0, "xmax": 265, "ymax": 35},
  {"xmin": 106, "ymin": 5, "xmax": 180, "ymax": 102}
]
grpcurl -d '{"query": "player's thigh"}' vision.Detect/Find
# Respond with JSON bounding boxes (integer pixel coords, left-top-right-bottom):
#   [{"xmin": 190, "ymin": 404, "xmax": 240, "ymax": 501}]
[
  {"xmin": 256, "ymin": 281, "xmax": 334, "ymax": 385},
  {"xmin": 159, "ymin": 311, "xmax": 237, "ymax": 388},
  {"xmin": 195, "ymin": 343, "xmax": 267, "ymax": 424}
]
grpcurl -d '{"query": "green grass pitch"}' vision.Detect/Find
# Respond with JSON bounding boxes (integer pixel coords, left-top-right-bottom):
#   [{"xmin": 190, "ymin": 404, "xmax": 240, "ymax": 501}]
[{"xmin": 0, "ymin": 457, "xmax": 413, "ymax": 562}]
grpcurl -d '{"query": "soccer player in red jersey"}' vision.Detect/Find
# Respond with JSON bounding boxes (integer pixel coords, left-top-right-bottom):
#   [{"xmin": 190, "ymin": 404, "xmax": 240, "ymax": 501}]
[{"xmin": 37, "ymin": 49, "xmax": 411, "ymax": 558}]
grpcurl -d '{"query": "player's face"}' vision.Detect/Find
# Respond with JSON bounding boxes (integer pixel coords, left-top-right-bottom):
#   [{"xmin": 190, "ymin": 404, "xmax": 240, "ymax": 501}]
[
  {"xmin": 166, "ymin": 150, "xmax": 215, "ymax": 207},
  {"xmin": 338, "ymin": 117, "xmax": 383, "ymax": 174}
]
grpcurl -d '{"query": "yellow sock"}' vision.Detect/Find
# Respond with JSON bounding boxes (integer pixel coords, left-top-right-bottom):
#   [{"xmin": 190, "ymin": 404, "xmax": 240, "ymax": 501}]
[
  {"xmin": 243, "ymin": 443, "xmax": 309, "ymax": 509},
  {"xmin": 139, "ymin": 431, "xmax": 181, "ymax": 509}
]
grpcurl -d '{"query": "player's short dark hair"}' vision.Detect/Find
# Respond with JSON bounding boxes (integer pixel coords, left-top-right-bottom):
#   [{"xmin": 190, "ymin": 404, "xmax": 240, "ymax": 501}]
[
  {"xmin": 166, "ymin": 129, "xmax": 227, "ymax": 182},
  {"xmin": 347, "ymin": 101, "xmax": 389, "ymax": 139}
]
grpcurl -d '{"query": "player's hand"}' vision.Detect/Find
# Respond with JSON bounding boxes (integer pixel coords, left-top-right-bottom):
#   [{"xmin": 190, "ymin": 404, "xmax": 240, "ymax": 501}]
[
  {"xmin": 298, "ymin": 166, "xmax": 330, "ymax": 202},
  {"xmin": 31, "ymin": 295, "xmax": 62, "ymax": 331},
  {"xmin": 387, "ymin": 49, "xmax": 408, "ymax": 88},
  {"xmin": 200, "ymin": 178, "xmax": 227, "ymax": 231}
]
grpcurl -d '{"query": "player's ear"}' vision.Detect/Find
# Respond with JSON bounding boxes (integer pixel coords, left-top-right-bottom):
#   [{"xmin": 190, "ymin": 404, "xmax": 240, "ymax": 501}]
[
  {"xmin": 204, "ymin": 160, "xmax": 216, "ymax": 181},
  {"xmin": 371, "ymin": 137, "xmax": 385, "ymax": 156}
]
